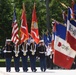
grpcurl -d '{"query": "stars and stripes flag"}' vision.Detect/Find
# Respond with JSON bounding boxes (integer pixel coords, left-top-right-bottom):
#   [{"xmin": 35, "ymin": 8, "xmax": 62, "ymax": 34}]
[
  {"xmin": 20, "ymin": 3, "xmax": 29, "ymax": 44},
  {"xmin": 53, "ymin": 23, "xmax": 76, "ymax": 69},
  {"xmin": 11, "ymin": 7, "xmax": 19, "ymax": 45},
  {"xmin": 30, "ymin": 3, "xmax": 40, "ymax": 44}
]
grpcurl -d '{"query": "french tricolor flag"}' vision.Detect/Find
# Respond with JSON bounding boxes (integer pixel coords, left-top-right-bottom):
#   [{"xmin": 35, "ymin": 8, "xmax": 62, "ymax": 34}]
[
  {"xmin": 66, "ymin": 7, "xmax": 76, "ymax": 51},
  {"xmin": 53, "ymin": 23, "xmax": 76, "ymax": 69}
]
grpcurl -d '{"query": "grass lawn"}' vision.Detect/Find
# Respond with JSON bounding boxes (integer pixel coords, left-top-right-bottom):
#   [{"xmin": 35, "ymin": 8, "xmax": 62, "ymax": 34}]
[
  {"xmin": 0, "ymin": 58, "xmax": 39, "ymax": 62},
  {"xmin": 0, "ymin": 59, "xmax": 15, "ymax": 62},
  {"xmin": 0, "ymin": 59, "xmax": 5, "ymax": 62}
]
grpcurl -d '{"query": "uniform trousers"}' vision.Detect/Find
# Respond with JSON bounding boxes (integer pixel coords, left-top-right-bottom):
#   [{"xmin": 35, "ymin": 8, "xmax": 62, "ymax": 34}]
[
  {"xmin": 21, "ymin": 55, "xmax": 28, "ymax": 72},
  {"xmin": 14, "ymin": 57, "xmax": 20, "ymax": 72},
  {"xmin": 46, "ymin": 55, "xmax": 51, "ymax": 68},
  {"xmin": 6, "ymin": 57, "xmax": 12, "ymax": 72},
  {"xmin": 40, "ymin": 57, "xmax": 46, "ymax": 72},
  {"xmin": 30, "ymin": 55, "xmax": 36, "ymax": 71}
]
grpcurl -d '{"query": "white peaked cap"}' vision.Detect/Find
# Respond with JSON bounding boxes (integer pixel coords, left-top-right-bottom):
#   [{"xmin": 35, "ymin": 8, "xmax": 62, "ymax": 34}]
[
  {"xmin": 6, "ymin": 39, "xmax": 11, "ymax": 42},
  {"xmin": 39, "ymin": 40, "xmax": 44, "ymax": 43}
]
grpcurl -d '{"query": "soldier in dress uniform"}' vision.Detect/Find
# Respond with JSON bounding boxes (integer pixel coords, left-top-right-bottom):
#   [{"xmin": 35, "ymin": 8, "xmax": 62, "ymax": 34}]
[
  {"xmin": 38, "ymin": 40, "xmax": 46, "ymax": 72},
  {"xmin": 3, "ymin": 39, "xmax": 13, "ymax": 72},
  {"xmin": 29, "ymin": 39, "xmax": 37, "ymax": 72},
  {"xmin": 13, "ymin": 44, "xmax": 20, "ymax": 72},
  {"xmin": 46, "ymin": 43, "xmax": 53, "ymax": 69},
  {"xmin": 20, "ymin": 40, "xmax": 29, "ymax": 72}
]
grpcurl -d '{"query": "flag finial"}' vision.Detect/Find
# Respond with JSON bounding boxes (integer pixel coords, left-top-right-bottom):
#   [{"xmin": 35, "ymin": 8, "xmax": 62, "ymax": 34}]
[
  {"xmin": 34, "ymin": 2, "xmax": 36, "ymax": 9},
  {"xmin": 23, "ymin": 2, "xmax": 25, "ymax": 11}
]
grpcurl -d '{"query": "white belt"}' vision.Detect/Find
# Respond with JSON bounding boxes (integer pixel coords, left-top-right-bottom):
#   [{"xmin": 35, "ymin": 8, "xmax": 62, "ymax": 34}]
[
  {"xmin": 4, "ymin": 50, "xmax": 12, "ymax": 53},
  {"xmin": 39, "ymin": 52, "xmax": 45, "ymax": 54}
]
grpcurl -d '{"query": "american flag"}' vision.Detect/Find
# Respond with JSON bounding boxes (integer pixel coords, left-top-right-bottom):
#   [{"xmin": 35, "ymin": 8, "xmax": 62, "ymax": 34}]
[{"xmin": 11, "ymin": 8, "xmax": 19, "ymax": 45}]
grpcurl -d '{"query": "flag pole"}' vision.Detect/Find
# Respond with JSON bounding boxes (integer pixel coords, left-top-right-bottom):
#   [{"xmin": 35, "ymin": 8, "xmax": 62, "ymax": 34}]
[{"xmin": 45, "ymin": 0, "xmax": 50, "ymax": 33}]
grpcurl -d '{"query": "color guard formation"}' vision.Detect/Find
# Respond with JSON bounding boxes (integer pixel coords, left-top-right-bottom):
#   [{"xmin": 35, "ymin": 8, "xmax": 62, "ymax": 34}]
[{"xmin": 3, "ymin": 38, "xmax": 54, "ymax": 72}]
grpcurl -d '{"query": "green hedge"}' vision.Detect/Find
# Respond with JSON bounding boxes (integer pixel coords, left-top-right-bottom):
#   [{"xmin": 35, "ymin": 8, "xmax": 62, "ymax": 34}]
[{"xmin": 0, "ymin": 59, "xmax": 40, "ymax": 67}]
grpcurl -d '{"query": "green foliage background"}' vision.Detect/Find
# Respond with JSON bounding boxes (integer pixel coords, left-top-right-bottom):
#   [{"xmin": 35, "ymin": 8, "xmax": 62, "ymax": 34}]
[{"xmin": 0, "ymin": 0, "xmax": 75, "ymax": 47}]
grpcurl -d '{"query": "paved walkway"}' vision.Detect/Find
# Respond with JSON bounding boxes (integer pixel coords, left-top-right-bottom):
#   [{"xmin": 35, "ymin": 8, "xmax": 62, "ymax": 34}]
[{"xmin": 0, "ymin": 67, "xmax": 76, "ymax": 75}]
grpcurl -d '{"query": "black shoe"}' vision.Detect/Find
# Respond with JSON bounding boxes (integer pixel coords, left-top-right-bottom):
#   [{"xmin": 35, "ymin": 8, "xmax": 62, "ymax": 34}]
[
  {"xmin": 43, "ymin": 69, "xmax": 46, "ymax": 72},
  {"xmin": 6, "ymin": 70, "xmax": 11, "ymax": 72},
  {"xmin": 16, "ymin": 69, "xmax": 20, "ymax": 72},
  {"xmin": 32, "ymin": 69, "xmax": 36, "ymax": 72},
  {"xmin": 33, "ymin": 69, "xmax": 37, "ymax": 72},
  {"xmin": 23, "ymin": 69, "xmax": 28, "ymax": 72},
  {"xmin": 41, "ymin": 69, "xmax": 43, "ymax": 72}
]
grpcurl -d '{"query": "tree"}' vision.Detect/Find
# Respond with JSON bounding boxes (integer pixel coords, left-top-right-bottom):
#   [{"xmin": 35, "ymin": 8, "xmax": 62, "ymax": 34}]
[
  {"xmin": 0, "ymin": 0, "xmax": 13, "ymax": 46},
  {"xmin": 0, "ymin": 0, "xmax": 73, "ymax": 46}
]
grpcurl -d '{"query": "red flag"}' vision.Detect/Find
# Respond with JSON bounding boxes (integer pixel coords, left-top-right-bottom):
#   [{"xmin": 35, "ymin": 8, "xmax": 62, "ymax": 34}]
[
  {"xmin": 31, "ymin": 3, "xmax": 40, "ymax": 44},
  {"xmin": 11, "ymin": 8, "xmax": 19, "ymax": 45},
  {"xmin": 20, "ymin": 3, "xmax": 29, "ymax": 44}
]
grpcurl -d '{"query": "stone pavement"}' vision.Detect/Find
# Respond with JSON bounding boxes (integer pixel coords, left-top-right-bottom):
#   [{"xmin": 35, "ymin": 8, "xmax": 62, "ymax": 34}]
[{"xmin": 0, "ymin": 67, "xmax": 76, "ymax": 75}]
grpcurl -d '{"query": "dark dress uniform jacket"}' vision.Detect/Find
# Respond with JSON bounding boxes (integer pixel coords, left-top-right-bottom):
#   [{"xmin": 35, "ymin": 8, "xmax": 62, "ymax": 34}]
[
  {"xmin": 38, "ymin": 45, "xmax": 46, "ymax": 58},
  {"xmin": 4, "ymin": 45, "xmax": 13, "ymax": 58},
  {"xmin": 29, "ymin": 43, "xmax": 37, "ymax": 57}
]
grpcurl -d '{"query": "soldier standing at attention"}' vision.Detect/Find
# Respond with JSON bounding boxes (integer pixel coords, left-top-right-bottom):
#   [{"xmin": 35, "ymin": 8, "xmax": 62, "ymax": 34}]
[
  {"xmin": 46, "ymin": 43, "xmax": 53, "ymax": 69},
  {"xmin": 38, "ymin": 40, "xmax": 46, "ymax": 72},
  {"xmin": 20, "ymin": 40, "xmax": 29, "ymax": 72},
  {"xmin": 29, "ymin": 39, "xmax": 37, "ymax": 72},
  {"xmin": 3, "ymin": 39, "xmax": 13, "ymax": 72},
  {"xmin": 13, "ymin": 44, "xmax": 20, "ymax": 72}
]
